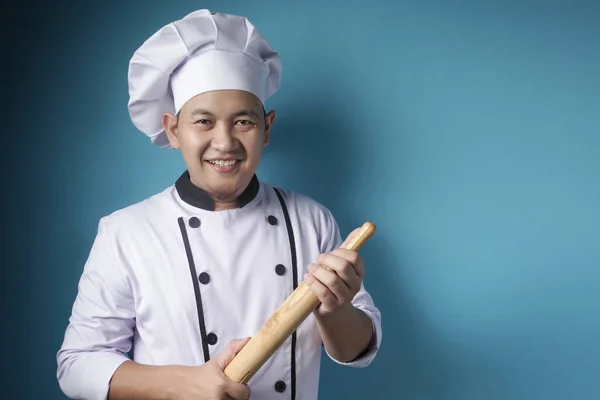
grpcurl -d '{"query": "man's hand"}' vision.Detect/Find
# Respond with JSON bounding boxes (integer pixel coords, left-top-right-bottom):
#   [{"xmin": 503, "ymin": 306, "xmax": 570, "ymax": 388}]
[
  {"xmin": 169, "ymin": 338, "xmax": 251, "ymax": 400},
  {"xmin": 108, "ymin": 338, "xmax": 251, "ymax": 400},
  {"xmin": 304, "ymin": 228, "xmax": 364, "ymax": 316},
  {"xmin": 302, "ymin": 228, "xmax": 374, "ymax": 362}
]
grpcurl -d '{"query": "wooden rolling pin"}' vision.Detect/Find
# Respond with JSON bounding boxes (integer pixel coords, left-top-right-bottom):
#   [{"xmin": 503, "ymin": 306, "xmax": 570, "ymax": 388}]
[{"xmin": 223, "ymin": 221, "xmax": 377, "ymax": 384}]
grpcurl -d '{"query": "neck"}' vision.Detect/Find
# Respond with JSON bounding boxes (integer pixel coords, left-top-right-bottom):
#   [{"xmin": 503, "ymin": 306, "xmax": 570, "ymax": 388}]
[{"xmin": 213, "ymin": 200, "xmax": 240, "ymax": 211}]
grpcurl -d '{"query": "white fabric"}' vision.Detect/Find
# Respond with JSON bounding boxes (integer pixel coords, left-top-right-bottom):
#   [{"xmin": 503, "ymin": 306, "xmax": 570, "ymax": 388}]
[
  {"xmin": 127, "ymin": 9, "xmax": 282, "ymax": 148},
  {"xmin": 171, "ymin": 50, "xmax": 269, "ymax": 113},
  {"xmin": 56, "ymin": 181, "xmax": 382, "ymax": 400}
]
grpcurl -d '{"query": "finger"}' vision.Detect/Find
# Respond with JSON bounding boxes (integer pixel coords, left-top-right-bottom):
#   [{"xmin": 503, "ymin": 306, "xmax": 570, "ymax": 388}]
[
  {"xmin": 322, "ymin": 249, "xmax": 364, "ymax": 278},
  {"xmin": 308, "ymin": 263, "xmax": 353, "ymax": 300},
  {"xmin": 214, "ymin": 337, "xmax": 251, "ymax": 370},
  {"xmin": 316, "ymin": 253, "xmax": 362, "ymax": 290},
  {"xmin": 304, "ymin": 268, "xmax": 341, "ymax": 308},
  {"xmin": 225, "ymin": 382, "xmax": 251, "ymax": 400}
]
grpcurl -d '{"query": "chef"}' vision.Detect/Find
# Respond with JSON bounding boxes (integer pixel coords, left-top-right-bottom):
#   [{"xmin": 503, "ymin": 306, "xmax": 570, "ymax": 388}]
[{"xmin": 57, "ymin": 9, "xmax": 382, "ymax": 400}]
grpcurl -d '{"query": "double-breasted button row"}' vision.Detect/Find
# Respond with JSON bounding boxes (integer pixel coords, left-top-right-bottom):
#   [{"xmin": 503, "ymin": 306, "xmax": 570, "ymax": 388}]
[
  {"xmin": 189, "ymin": 215, "xmax": 278, "ymax": 228},
  {"xmin": 188, "ymin": 213, "xmax": 283, "ymax": 360},
  {"xmin": 198, "ymin": 263, "xmax": 285, "ymax": 284},
  {"xmin": 199, "ymin": 266, "xmax": 285, "ymax": 283}
]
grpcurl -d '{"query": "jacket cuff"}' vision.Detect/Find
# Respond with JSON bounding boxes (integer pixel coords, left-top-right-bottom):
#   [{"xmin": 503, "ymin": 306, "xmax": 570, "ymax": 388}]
[
  {"xmin": 63, "ymin": 351, "xmax": 129, "ymax": 400},
  {"xmin": 324, "ymin": 310, "xmax": 382, "ymax": 368}
]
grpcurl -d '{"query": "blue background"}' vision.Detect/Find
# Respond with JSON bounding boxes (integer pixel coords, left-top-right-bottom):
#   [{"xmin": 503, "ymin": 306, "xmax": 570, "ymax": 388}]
[{"xmin": 3, "ymin": 0, "xmax": 599, "ymax": 399}]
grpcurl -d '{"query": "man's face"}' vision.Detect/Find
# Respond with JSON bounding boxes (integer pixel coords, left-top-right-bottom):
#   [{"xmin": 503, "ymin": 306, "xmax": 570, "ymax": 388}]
[{"xmin": 163, "ymin": 90, "xmax": 275, "ymax": 205}]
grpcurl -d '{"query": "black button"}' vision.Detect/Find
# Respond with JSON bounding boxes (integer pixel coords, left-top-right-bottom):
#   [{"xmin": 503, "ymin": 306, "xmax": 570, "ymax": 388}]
[
  {"xmin": 189, "ymin": 217, "xmax": 200, "ymax": 228},
  {"xmin": 206, "ymin": 333, "xmax": 218, "ymax": 345},
  {"xmin": 198, "ymin": 272, "xmax": 210, "ymax": 284},
  {"xmin": 274, "ymin": 381, "xmax": 286, "ymax": 392},
  {"xmin": 275, "ymin": 264, "xmax": 286, "ymax": 276},
  {"xmin": 267, "ymin": 215, "xmax": 278, "ymax": 225}
]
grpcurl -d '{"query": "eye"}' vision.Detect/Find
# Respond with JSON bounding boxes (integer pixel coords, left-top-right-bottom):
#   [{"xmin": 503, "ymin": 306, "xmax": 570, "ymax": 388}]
[
  {"xmin": 235, "ymin": 119, "xmax": 255, "ymax": 126},
  {"xmin": 195, "ymin": 119, "xmax": 212, "ymax": 124}
]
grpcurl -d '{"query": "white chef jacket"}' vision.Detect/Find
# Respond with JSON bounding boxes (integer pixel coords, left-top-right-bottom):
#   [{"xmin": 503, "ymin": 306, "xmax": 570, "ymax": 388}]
[{"xmin": 57, "ymin": 171, "xmax": 382, "ymax": 400}]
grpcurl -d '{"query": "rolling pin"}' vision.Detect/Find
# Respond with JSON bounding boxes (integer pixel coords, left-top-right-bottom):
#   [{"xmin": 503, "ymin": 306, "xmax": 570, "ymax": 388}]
[{"xmin": 223, "ymin": 221, "xmax": 377, "ymax": 384}]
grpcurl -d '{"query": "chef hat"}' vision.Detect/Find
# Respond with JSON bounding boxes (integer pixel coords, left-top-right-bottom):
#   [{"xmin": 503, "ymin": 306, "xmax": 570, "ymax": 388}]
[{"xmin": 127, "ymin": 9, "xmax": 282, "ymax": 148}]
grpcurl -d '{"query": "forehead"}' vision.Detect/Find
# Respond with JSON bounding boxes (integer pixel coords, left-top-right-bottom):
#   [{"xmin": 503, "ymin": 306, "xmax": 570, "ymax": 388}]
[{"xmin": 180, "ymin": 90, "xmax": 263, "ymax": 116}]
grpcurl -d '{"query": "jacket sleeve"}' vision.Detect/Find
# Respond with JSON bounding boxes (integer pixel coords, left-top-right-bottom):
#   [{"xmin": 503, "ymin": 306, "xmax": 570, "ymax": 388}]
[
  {"xmin": 57, "ymin": 217, "xmax": 135, "ymax": 400},
  {"xmin": 319, "ymin": 209, "xmax": 383, "ymax": 368}
]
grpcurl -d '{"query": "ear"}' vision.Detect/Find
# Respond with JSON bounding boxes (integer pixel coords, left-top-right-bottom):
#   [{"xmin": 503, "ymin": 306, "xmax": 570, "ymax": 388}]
[
  {"xmin": 162, "ymin": 112, "xmax": 180, "ymax": 148},
  {"xmin": 263, "ymin": 110, "xmax": 276, "ymax": 146}
]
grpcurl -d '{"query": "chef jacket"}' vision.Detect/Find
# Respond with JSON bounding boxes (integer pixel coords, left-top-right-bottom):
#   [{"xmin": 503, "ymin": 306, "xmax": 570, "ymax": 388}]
[{"xmin": 57, "ymin": 171, "xmax": 382, "ymax": 400}]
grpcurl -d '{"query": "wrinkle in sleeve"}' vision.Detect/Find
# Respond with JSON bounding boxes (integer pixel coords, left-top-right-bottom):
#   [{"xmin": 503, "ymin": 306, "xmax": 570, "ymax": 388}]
[
  {"xmin": 319, "ymin": 209, "xmax": 383, "ymax": 368},
  {"xmin": 56, "ymin": 217, "xmax": 136, "ymax": 400}
]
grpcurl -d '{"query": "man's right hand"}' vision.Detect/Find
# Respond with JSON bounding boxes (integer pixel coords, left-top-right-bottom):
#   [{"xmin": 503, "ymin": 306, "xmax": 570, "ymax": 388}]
[
  {"xmin": 108, "ymin": 337, "xmax": 252, "ymax": 400},
  {"xmin": 171, "ymin": 337, "xmax": 252, "ymax": 400}
]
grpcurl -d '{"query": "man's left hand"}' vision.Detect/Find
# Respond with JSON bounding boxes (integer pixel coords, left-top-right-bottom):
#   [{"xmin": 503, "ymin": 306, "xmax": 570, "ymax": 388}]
[{"xmin": 304, "ymin": 230, "xmax": 365, "ymax": 316}]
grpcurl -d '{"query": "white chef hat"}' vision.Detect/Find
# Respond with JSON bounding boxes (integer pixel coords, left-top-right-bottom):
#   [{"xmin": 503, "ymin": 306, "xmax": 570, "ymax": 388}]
[{"xmin": 127, "ymin": 9, "xmax": 282, "ymax": 148}]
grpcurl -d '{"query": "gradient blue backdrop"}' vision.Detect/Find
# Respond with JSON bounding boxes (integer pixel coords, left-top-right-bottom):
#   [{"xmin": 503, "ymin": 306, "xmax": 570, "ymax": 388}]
[{"xmin": 3, "ymin": 0, "xmax": 599, "ymax": 399}]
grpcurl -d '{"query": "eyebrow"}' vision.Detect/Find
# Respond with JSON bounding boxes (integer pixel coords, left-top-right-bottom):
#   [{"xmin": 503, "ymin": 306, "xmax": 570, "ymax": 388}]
[
  {"xmin": 189, "ymin": 108, "xmax": 261, "ymax": 120},
  {"xmin": 189, "ymin": 108, "xmax": 215, "ymax": 118},
  {"xmin": 232, "ymin": 109, "xmax": 261, "ymax": 120}
]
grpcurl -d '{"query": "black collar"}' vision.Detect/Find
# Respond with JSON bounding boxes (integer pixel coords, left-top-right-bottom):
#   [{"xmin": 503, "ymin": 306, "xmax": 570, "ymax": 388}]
[{"xmin": 175, "ymin": 171, "xmax": 260, "ymax": 211}]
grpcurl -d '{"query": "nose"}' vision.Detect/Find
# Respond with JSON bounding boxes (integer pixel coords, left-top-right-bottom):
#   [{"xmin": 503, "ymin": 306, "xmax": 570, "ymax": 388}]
[{"xmin": 211, "ymin": 123, "xmax": 237, "ymax": 152}]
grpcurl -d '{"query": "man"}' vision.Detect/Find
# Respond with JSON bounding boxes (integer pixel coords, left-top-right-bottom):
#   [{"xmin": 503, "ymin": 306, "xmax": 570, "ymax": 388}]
[{"xmin": 57, "ymin": 9, "xmax": 382, "ymax": 400}]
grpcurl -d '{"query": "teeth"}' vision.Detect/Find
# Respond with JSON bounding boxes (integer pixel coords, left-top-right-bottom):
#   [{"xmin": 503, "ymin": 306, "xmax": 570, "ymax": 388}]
[{"xmin": 209, "ymin": 160, "xmax": 238, "ymax": 167}]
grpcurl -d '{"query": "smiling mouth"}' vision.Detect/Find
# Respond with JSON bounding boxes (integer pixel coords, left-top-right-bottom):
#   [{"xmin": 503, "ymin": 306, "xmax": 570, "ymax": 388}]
[{"xmin": 206, "ymin": 159, "xmax": 240, "ymax": 167}]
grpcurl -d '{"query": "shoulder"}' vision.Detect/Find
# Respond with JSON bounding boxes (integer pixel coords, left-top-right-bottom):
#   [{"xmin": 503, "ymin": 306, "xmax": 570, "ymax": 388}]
[
  {"xmin": 261, "ymin": 182, "xmax": 341, "ymax": 246},
  {"xmin": 95, "ymin": 185, "xmax": 176, "ymax": 236},
  {"xmin": 263, "ymin": 183, "xmax": 336, "ymax": 222}
]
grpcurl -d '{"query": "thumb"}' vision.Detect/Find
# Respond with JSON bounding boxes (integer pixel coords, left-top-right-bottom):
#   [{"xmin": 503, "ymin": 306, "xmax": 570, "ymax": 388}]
[{"xmin": 214, "ymin": 337, "xmax": 251, "ymax": 370}]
